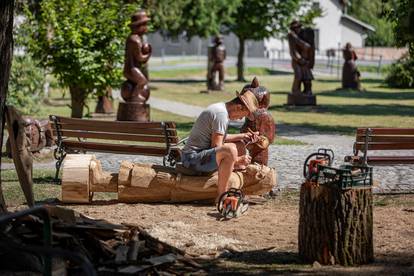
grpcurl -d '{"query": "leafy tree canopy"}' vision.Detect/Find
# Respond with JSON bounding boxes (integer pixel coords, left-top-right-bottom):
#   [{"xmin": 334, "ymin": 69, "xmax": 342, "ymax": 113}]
[
  {"xmin": 23, "ymin": 0, "xmax": 139, "ymax": 91},
  {"xmin": 146, "ymin": 0, "xmax": 241, "ymax": 38},
  {"xmin": 382, "ymin": 0, "xmax": 414, "ymax": 54},
  {"xmin": 347, "ymin": 0, "xmax": 395, "ymax": 46}
]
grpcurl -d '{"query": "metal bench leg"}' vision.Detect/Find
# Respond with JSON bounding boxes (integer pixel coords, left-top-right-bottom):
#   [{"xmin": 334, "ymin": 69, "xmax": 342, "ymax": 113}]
[{"xmin": 53, "ymin": 148, "xmax": 66, "ymax": 183}]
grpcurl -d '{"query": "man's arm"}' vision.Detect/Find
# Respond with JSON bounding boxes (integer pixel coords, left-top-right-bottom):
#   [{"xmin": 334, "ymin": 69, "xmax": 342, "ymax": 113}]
[{"xmin": 211, "ymin": 132, "xmax": 225, "ymax": 148}]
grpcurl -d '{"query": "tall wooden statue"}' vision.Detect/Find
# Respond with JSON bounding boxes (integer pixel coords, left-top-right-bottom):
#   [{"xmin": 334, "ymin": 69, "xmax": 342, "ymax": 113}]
[
  {"xmin": 117, "ymin": 11, "xmax": 152, "ymax": 122},
  {"xmin": 207, "ymin": 36, "xmax": 226, "ymax": 91},
  {"xmin": 287, "ymin": 20, "xmax": 317, "ymax": 106},
  {"xmin": 240, "ymin": 77, "xmax": 275, "ymax": 165},
  {"xmin": 342, "ymin": 42, "xmax": 361, "ymax": 90}
]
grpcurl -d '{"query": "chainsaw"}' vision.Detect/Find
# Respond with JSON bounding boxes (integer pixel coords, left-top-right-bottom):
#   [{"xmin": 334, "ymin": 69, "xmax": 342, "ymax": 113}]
[
  {"xmin": 303, "ymin": 148, "xmax": 334, "ymax": 181},
  {"xmin": 217, "ymin": 188, "xmax": 248, "ymax": 219}
]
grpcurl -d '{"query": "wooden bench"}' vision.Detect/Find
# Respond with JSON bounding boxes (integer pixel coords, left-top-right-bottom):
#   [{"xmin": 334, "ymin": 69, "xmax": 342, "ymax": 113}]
[
  {"xmin": 346, "ymin": 128, "xmax": 414, "ymax": 165},
  {"xmin": 50, "ymin": 115, "xmax": 182, "ymax": 180}
]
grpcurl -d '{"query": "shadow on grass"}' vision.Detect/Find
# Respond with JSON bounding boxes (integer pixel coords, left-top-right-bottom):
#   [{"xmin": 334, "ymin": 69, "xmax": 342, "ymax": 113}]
[
  {"xmin": 206, "ymin": 249, "xmax": 414, "ymax": 275},
  {"xmin": 206, "ymin": 249, "xmax": 311, "ymax": 275},
  {"xmin": 317, "ymin": 78, "xmax": 383, "ymax": 84},
  {"xmin": 269, "ymin": 103, "xmax": 414, "ymax": 117},
  {"xmin": 151, "ymin": 79, "xmax": 205, "ymax": 84},
  {"xmin": 320, "ymin": 89, "xmax": 414, "ymax": 100}
]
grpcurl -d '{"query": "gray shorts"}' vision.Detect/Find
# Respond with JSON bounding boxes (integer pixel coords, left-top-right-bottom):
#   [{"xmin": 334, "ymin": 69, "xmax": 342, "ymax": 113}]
[{"xmin": 181, "ymin": 148, "xmax": 218, "ymax": 173}]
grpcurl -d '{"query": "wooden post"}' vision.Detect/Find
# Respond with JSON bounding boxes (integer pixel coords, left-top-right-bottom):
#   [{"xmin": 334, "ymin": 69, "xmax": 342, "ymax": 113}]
[{"xmin": 298, "ymin": 181, "xmax": 374, "ymax": 266}]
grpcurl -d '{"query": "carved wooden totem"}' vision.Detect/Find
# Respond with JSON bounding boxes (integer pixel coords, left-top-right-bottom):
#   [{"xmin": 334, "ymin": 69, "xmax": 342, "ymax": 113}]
[
  {"xmin": 207, "ymin": 36, "xmax": 226, "ymax": 91},
  {"xmin": 117, "ymin": 11, "xmax": 152, "ymax": 121},
  {"xmin": 240, "ymin": 77, "xmax": 275, "ymax": 165}
]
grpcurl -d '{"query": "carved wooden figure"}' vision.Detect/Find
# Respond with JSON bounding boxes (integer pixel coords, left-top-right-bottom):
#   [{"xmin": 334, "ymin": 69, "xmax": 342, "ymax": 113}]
[
  {"xmin": 117, "ymin": 10, "xmax": 152, "ymax": 121},
  {"xmin": 207, "ymin": 36, "xmax": 226, "ymax": 91},
  {"xmin": 240, "ymin": 77, "xmax": 275, "ymax": 165},
  {"xmin": 287, "ymin": 20, "xmax": 316, "ymax": 106},
  {"xmin": 342, "ymin": 42, "xmax": 361, "ymax": 90}
]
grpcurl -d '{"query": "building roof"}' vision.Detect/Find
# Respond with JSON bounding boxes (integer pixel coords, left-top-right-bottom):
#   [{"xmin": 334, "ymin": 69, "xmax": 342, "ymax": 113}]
[{"xmin": 341, "ymin": 14, "xmax": 376, "ymax": 32}]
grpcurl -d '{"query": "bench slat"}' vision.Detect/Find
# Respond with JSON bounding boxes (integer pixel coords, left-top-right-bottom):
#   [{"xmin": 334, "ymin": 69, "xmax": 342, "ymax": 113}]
[
  {"xmin": 54, "ymin": 130, "xmax": 179, "ymax": 144},
  {"xmin": 367, "ymin": 156, "xmax": 414, "ymax": 165},
  {"xmin": 55, "ymin": 116, "xmax": 176, "ymax": 129},
  {"xmin": 53, "ymin": 122, "xmax": 177, "ymax": 136},
  {"xmin": 62, "ymin": 140, "xmax": 169, "ymax": 156},
  {"xmin": 357, "ymin": 128, "xmax": 414, "ymax": 135},
  {"xmin": 356, "ymin": 135, "xmax": 414, "ymax": 143},
  {"xmin": 355, "ymin": 142, "xmax": 414, "ymax": 151}
]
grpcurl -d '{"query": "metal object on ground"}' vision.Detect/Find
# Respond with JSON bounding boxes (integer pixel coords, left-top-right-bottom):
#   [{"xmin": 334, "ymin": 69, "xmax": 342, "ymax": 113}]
[{"xmin": 217, "ymin": 188, "xmax": 249, "ymax": 219}]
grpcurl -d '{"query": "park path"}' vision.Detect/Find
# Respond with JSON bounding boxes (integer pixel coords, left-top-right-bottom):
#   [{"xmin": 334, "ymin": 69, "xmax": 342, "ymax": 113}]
[{"xmin": 4, "ymin": 97, "xmax": 413, "ymax": 194}]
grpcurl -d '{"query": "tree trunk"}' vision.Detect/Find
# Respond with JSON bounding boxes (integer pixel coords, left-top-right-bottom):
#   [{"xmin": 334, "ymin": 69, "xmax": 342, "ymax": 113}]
[
  {"xmin": 298, "ymin": 181, "xmax": 374, "ymax": 266},
  {"xmin": 69, "ymin": 85, "xmax": 86, "ymax": 118},
  {"xmin": 237, "ymin": 36, "xmax": 245, "ymax": 82},
  {"xmin": 0, "ymin": 0, "xmax": 15, "ymax": 213},
  {"xmin": 95, "ymin": 86, "xmax": 113, "ymax": 114}
]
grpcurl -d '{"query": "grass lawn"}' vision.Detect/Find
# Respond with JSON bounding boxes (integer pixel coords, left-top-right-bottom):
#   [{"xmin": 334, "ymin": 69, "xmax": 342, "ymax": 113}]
[{"xmin": 150, "ymin": 69, "xmax": 414, "ymax": 135}]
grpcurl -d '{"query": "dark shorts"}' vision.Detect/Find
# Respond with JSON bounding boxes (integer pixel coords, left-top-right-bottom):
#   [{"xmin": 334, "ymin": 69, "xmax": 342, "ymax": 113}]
[{"xmin": 182, "ymin": 148, "xmax": 218, "ymax": 173}]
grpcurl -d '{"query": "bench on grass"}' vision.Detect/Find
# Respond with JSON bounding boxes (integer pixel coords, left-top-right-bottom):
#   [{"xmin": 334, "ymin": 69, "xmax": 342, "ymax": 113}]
[
  {"xmin": 345, "ymin": 128, "xmax": 414, "ymax": 165},
  {"xmin": 50, "ymin": 115, "xmax": 183, "ymax": 180}
]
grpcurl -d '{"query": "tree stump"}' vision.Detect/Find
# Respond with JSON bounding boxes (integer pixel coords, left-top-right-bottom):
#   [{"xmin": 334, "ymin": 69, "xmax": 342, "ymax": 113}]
[{"xmin": 298, "ymin": 181, "xmax": 374, "ymax": 266}]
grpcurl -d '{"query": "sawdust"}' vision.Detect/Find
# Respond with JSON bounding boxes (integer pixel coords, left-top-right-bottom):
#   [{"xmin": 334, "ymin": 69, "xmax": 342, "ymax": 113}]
[
  {"xmin": 147, "ymin": 220, "xmax": 244, "ymax": 251},
  {"xmin": 65, "ymin": 193, "xmax": 414, "ymax": 274}
]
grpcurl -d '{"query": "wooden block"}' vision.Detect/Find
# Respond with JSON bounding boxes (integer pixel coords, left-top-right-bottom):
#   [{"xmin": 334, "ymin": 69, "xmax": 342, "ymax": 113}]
[{"xmin": 61, "ymin": 154, "xmax": 94, "ymax": 203}]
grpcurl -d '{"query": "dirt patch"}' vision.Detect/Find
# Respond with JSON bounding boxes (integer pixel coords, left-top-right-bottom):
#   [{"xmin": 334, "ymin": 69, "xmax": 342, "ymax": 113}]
[{"xmin": 66, "ymin": 193, "xmax": 414, "ymax": 274}]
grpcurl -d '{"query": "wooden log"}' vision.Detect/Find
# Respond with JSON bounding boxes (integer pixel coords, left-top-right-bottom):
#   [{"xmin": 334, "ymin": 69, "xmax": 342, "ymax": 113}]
[
  {"xmin": 60, "ymin": 156, "xmax": 276, "ymax": 203},
  {"xmin": 117, "ymin": 162, "xmax": 276, "ymax": 203},
  {"xmin": 61, "ymin": 154, "xmax": 94, "ymax": 203},
  {"xmin": 298, "ymin": 181, "xmax": 374, "ymax": 266}
]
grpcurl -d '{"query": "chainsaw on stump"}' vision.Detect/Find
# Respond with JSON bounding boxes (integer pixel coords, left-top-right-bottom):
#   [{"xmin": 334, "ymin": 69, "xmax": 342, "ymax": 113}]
[
  {"xmin": 303, "ymin": 148, "xmax": 334, "ymax": 182},
  {"xmin": 217, "ymin": 188, "xmax": 248, "ymax": 219}
]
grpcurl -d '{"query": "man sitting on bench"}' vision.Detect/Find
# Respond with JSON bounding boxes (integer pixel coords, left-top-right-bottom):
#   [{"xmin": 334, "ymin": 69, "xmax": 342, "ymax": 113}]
[{"xmin": 181, "ymin": 86, "xmax": 259, "ymax": 200}]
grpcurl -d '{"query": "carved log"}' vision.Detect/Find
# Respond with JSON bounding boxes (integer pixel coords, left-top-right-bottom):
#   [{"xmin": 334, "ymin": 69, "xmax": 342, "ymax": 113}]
[
  {"xmin": 61, "ymin": 154, "xmax": 276, "ymax": 203},
  {"xmin": 298, "ymin": 181, "xmax": 374, "ymax": 266},
  {"xmin": 5, "ymin": 106, "xmax": 34, "ymax": 206}
]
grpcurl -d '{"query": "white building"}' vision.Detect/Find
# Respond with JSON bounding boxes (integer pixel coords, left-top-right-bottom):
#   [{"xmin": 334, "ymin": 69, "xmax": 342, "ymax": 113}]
[{"xmin": 149, "ymin": 0, "xmax": 375, "ymax": 58}]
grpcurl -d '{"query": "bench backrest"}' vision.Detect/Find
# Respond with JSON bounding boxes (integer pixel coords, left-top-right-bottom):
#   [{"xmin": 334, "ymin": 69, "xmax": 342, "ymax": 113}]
[
  {"xmin": 354, "ymin": 128, "xmax": 414, "ymax": 152},
  {"xmin": 50, "ymin": 115, "xmax": 178, "ymax": 156}
]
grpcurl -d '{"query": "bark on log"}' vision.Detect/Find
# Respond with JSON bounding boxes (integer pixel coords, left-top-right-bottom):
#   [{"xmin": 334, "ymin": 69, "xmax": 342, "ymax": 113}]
[
  {"xmin": 298, "ymin": 181, "xmax": 374, "ymax": 266},
  {"xmin": 0, "ymin": 0, "xmax": 15, "ymax": 212},
  {"xmin": 61, "ymin": 154, "xmax": 276, "ymax": 203}
]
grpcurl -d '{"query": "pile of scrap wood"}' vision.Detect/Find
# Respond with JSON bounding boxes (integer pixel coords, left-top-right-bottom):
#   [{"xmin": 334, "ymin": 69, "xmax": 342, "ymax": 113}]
[{"xmin": 0, "ymin": 205, "xmax": 204, "ymax": 275}]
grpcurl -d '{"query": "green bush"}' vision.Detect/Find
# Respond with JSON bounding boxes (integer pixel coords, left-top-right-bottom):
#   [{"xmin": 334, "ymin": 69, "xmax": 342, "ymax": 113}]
[
  {"xmin": 385, "ymin": 54, "xmax": 414, "ymax": 88},
  {"xmin": 7, "ymin": 55, "xmax": 45, "ymax": 114}
]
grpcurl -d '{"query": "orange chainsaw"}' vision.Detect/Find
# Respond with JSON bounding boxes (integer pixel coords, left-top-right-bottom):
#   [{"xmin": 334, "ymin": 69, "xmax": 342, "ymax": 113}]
[
  {"xmin": 303, "ymin": 148, "xmax": 334, "ymax": 182},
  {"xmin": 217, "ymin": 188, "xmax": 248, "ymax": 219}
]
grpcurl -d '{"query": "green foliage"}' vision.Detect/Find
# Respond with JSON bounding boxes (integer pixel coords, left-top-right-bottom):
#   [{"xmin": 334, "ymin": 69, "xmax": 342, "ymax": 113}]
[
  {"xmin": 23, "ymin": 0, "xmax": 139, "ymax": 91},
  {"xmin": 226, "ymin": 0, "xmax": 321, "ymax": 40},
  {"xmin": 7, "ymin": 55, "xmax": 45, "ymax": 114},
  {"xmin": 146, "ymin": 0, "xmax": 240, "ymax": 38},
  {"xmin": 383, "ymin": 0, "xmax": 414, "ymax": 55},
  {"xmin": 385, "ymin": 54, "xmax": 414, "ymax": 88},
  {"xmin": 348, "ymin": 0, "xmax": 395, "ymax": 46}
]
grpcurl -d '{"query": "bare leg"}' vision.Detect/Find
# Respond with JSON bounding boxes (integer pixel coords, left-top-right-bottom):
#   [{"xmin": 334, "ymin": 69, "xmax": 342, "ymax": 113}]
[{"xmin": 215, "ymin": 143, "xmax": 237, "ymax": 198}]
